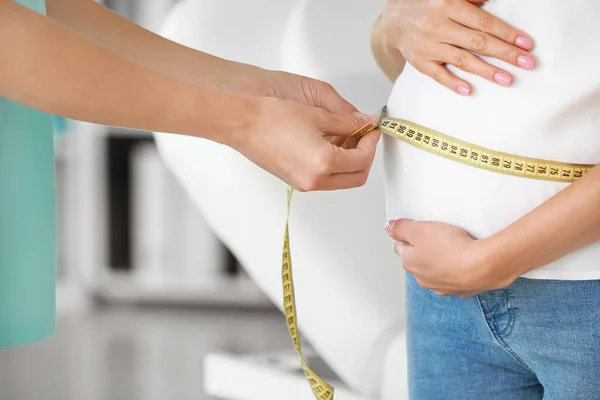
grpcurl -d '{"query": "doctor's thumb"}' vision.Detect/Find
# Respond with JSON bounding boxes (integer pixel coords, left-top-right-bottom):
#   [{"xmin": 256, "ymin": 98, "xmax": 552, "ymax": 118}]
[{"xmin": 320, "ymin": 111, "xmax": 378, "ymax": 136}]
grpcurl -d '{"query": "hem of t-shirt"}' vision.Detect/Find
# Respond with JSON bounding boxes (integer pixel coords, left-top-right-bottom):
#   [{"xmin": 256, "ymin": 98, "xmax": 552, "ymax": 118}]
[
  {"xmin": 0, "ymin": 319, "xmax": 55, "ymax": 350},
  {"xmin": 522, "ymin": 269, "xmax": 600, "ymax": 280}
]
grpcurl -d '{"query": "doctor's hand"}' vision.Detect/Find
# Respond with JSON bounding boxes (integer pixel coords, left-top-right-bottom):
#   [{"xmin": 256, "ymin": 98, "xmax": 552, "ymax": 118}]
[
  {"xmin": 386, "ymin": 218, "xmax": 518, "ymax": 297},
  {"xmin": 260, "ymin": 71, "xmax": 370, "ymax": 148},
  {"xmin": 263, "ymin": 71, "xmax": 358, "ymax": 116},
  {"xmin": 233, "ymin": 97, "xmax": 380, "ymax": 192},
  {"xmin": 381, "ymin": 0, "xmax": 536, "ymax": 94},
  {"xmin": 252, "ymin": 69, "xmax": 380, "ymax": 147}
]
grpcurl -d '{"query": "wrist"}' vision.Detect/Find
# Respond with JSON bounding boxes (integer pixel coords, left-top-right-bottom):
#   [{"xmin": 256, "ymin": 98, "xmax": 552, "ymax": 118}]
[
  {"xmin": 220, "ymin": 61, "xmax": 273, "ymax": 97},
  {"xmin": 188, "ymin": 53, "xmax": 271, "ymax": 96},
  {"xmin": 176, "ymin": 86, "xmax": 259, "ymax": 148},
  {"xmin": 215, "ymin": 92, "xmax": 261, "ymax": 149},
  {"xmin": 370, "ymin": 14, "xmax": 405, "ymax": 81},
  {"xmin": 475, "ymin": 235, "xmax": 525, "ymax": 287}
]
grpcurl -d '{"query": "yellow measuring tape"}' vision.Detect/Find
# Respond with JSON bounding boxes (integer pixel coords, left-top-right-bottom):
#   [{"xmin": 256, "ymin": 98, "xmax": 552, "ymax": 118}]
[
  {"xmin": 375, "ymin": 107, "xmax": 594, "ymax": 183},
  {"xmin": 282, "ymin": 106, "xmax": 595, "ymax": 399}
]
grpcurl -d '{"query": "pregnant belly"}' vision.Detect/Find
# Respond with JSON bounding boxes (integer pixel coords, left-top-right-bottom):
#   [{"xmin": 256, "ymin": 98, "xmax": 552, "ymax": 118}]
[
  {"xmin": 383, "ymin": 132, "xmax": 568, "ymax": 239},
  {"xmin": 383, "ymin": 64, "xmax": 600, "ymax": 239}
]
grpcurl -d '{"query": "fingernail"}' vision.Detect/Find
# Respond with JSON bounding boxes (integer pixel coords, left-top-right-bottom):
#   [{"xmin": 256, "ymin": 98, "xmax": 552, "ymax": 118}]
[
  {"xmin": 353, "ymin": 112, "xmax": 378, "ymax": 123},
  {"xmin": 517, "ymin": 55, "xmax": 535, "ymax": 70},
  {"xmin": 494, "ymin": 72, "xmax": 513, "ymax": 87},
  {"xmin": 385, "ymin": 220, "xmax": 392, "ymax": 235},
  {"xmin": 366, "ymin": 114, "xmax": 379, "ymax": 123},
  {"xmin": 515, "ymin": 35, "xmax": 533, "ymax": 50},
  {"xmin": 457, "ymin": 84, "xmax": 471, "ymax": 96}
]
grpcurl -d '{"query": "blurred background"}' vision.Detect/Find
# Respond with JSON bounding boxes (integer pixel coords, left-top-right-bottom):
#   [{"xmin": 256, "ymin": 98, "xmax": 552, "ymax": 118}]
[
  {"xmin": 1, "ymin": 1, "xmax": 289, "ymax": 399},
  {"xmin": 0, "ymin": 0, "xmax": 403, "ymax": 399}
]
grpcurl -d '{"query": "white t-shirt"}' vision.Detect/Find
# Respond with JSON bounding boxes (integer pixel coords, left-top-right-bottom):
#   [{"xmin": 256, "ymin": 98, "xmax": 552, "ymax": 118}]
[{"xmin": 384, "ymin": 0, "xmax": 600, "ymax": 280}]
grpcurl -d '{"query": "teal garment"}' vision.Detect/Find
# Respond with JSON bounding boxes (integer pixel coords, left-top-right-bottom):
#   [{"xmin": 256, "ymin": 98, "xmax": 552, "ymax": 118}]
[{"xmin": 0, "ymin": 0, "xmax": 57, "ymax": 348}]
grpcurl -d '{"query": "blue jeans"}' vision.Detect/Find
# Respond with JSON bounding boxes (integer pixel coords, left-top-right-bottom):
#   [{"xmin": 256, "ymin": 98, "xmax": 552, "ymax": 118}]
[{"xmin": 406, "ymin": 273, "xmax": 600, "ymax": 399}]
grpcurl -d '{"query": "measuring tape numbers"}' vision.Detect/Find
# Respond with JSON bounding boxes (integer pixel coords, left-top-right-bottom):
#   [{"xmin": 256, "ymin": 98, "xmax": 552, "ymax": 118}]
[
  {"xmin": 281, "ymin": 106, "xmax": 594, "ymax": 399},
  {"xmin": 375, "ymin": 107, "xmax": 594, "ymax": 183}
]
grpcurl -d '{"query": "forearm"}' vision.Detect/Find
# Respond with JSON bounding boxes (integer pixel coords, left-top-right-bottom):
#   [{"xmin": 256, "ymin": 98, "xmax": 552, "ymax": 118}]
[
  {"xmin": 371, "ymin": 14, "xmax": 406, "ymax": 82},
  {"xmin": 0, "ymin": 1, "xmax": 255, "ymax": 144},
  {"xmin": 486, "ymin": 165, "xmax": 600, "ymax": 275},
  {"xmin": 45, "ymin": 0, "xmax": 269, "ymax": 95}
]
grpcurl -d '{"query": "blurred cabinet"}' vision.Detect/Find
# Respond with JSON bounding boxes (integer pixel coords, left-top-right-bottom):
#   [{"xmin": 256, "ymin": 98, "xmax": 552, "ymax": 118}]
[{"xmin": 59, "ymin": 122, "xmax": 272, "ymax": 310}]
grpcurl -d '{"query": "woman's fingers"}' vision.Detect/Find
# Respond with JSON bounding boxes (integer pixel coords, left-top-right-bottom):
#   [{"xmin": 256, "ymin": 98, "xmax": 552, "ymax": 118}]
[
  {"xmin": 420, "ymin": 62, "xmax": 472, "ymax": 95},
  {"xmin": 448, "ymin": 1, "xmax": 534, "ymax": 51},
  {"xmin": 444, "ymin": 21, "xmax": 535, "ymax": 71},
  {"xmin": 436, "ymin": 44, "xmax": 514, "ymax": 87},
  {"xmin": 379, "ymin": 0, "xmax": 537, "ymax": 94}
]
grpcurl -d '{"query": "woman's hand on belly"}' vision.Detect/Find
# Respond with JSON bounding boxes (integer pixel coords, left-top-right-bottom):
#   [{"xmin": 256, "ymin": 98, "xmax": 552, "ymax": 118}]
[
  {"xmin": 385, "ymin": 219, "xmax": 518, "ymax": 298},
  {"xmin": 387, "ymin": 162, "xmax": 600, "ymax": 292},
  {"xmin": 380, "ymin": 0, "xmax": 535, "ymax": 94}
]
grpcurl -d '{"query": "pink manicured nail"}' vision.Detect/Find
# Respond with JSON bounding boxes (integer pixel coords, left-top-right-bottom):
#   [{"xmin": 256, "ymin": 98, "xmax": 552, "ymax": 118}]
[
  {"xmin": 457, "ymin": 84, "xmax": 471, "ymax": 96},
  {"xmin": 517, "ymin": 55, "xmax": 536, "ymax": 70},
  {"xmin": 494, "ymin": 72, "xmax": 513, "ymax": 87},
  {"xmin": 515, "ymin": 35, "xmax": 534, "ymax": 50}
]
